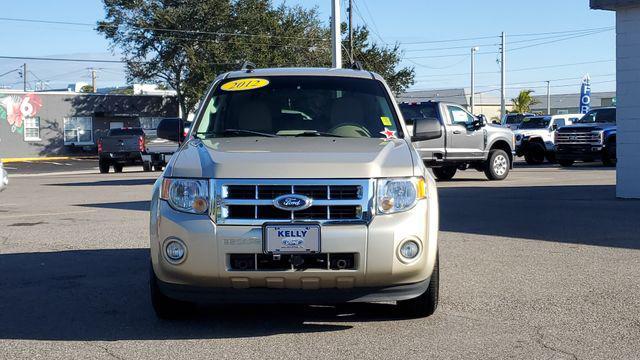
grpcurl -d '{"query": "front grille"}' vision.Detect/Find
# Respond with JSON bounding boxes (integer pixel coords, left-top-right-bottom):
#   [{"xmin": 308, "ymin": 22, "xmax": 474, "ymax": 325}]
[
  {"xmin": 215, "ymin": 180, "xmax": 372, "ymax": 225},
  {"xmin": 229, "ymin": 253, "xmax": 357, "ymax": 271},
  {"xmin": 555, "ymin": 131, "xmax": 601, "ymax": 145}
]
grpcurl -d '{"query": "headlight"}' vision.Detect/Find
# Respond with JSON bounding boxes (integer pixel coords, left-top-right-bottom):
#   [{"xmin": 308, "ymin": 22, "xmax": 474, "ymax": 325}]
[
  {"xmin": 376, "ymin": 177, "xmax": 426, "ymax": 214},
  {"xmin": 160, "ymin": 178, "xmax": 209, "ymax": 214}
]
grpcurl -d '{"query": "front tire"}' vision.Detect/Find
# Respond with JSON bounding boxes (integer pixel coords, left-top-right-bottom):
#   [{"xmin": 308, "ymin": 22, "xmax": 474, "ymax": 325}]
[
  {"xmin": 484, "ymin": 149, "xmax": 510, "ymax": 180},
  {"xmin": 432, "ymin": 166, "xmax": 457, "ymax": 181},
  {"xmin": 142, "ymin": 162, "xmax": 152, "ymax": 172},
  {"xmin": 558, "ymin": 159, "xmax": 574, "ymax": 167},
  {"xmin": 397, "ymin": 252, "xmax": 439, "ymax": 318},
  {"xmin": 602, "ymin": 141, "xmax": 616, "ymax": 167},
  {"xmin": 113, "ymin": 164, "xmax": 124, "ymax": 173},
  {"xmin": 150, "ymin": 264, "xmax": 193, "ymax": 319},
  {"xmin": 524, "ymin": 143, "xmax": 545, "ymax": 165}
]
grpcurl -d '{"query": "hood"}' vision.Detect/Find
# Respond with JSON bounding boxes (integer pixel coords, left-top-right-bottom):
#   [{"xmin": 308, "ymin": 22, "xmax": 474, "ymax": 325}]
[
  {"xmin": 514, "ymin": 128, "xmax": 548, "ymax": 137},
  {"xmin": 558, "ymin": 123, "xmax": 616, "ymax": 132},
  {"xmin": 167, "ymin": 137, "xmax": 416, "ymax": 179}
]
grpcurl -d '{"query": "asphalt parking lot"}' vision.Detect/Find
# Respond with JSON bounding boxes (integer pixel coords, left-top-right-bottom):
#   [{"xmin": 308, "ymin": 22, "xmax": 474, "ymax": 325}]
[{"xmin": 0, "ymin": 162, "xmax": 638, "ymax": 359}]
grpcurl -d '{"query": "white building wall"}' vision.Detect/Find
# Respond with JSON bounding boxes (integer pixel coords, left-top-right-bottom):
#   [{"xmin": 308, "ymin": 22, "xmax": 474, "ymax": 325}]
[{"xmin": 616, "ymin": 6, "xmax": 640, "ymax": 198}]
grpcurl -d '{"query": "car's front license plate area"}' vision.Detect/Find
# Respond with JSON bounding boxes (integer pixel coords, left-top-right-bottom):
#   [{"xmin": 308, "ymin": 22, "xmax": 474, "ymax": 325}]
[{"xmin": 263, "ymin": 224, "xmax": 320, "ymax": 254}]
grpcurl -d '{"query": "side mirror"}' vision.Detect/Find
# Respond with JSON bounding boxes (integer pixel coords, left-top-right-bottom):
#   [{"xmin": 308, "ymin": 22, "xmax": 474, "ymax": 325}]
[
  {"xmin": 478, "ymin": 114, "xmax": 487, "ymax": 124},
  {"xmin": 411, "ymin": 117, "xmax": 442, "ymax": 142},
  {"xmin": 551, "ymin": 124, "xmax": 558, "ymax": 131},
  {"xmin": 157, "ymin": 118, "xmax": 186, "ymax": 143}
]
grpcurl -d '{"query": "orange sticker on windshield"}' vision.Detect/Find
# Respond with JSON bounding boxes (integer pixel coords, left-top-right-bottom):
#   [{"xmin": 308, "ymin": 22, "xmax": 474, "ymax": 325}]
[{"xmin": 221, "ymin": 78, "xmax": 269, "ymax": 91}]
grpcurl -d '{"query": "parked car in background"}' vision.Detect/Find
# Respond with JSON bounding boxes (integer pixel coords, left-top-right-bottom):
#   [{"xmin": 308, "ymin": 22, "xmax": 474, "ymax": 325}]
[
  {"xmin": 98, "ymin": 128, "xmax": 147, "ymax": 173},
  {"xmin": 515, "ymin": 114, "xmax": 582, "ymax": 164},
  {"xmin": 555, "ymin": 107, "xmax": 617, "ymax": 167},
  {"xmin": 501, "ymin": 112, "xmax": 534, "ymax": 130},
  {"xmin": 150, "ymin": 67, "xmax": 440, "ymax": 319},
  {"xmin": 400, "ymin": 101, "xmax": 515, "ymax": 181},
  {"xmin": 0, "ymin": 161, "xmax": 7, "ymax": 192}
]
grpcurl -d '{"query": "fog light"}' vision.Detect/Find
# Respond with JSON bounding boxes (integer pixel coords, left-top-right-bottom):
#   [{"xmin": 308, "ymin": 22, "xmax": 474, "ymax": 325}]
[
  {"xmin": 165, "ymin": 239, "xmax": 186, "ymax": 263},
  {"xmin": 399, "ymin": 240, "xmax": 419, "ymax": 259}
]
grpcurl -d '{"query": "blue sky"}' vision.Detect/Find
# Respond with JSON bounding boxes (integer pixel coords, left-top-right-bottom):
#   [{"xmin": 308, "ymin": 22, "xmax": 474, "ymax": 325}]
[{"xmin": 0, "ymin": 0, "xmax": 616, "ymax": 97}]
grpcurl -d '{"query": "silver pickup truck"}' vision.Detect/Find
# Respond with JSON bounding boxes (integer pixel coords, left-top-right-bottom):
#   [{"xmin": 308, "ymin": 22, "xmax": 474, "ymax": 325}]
[{"xmin": 400, "ymin": 101, "xmax": 515, "ymax": 181}]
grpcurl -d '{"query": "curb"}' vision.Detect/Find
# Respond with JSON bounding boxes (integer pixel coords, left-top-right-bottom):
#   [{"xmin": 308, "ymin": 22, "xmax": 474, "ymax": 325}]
[{"xmin": 1, "ymin": 156, "xmax": 96, "ymax": 163}]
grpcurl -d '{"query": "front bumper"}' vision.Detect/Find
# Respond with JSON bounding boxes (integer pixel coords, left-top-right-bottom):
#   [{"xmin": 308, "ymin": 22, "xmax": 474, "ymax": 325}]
[
  {"xmin": 149, "ymin": 184, "xmax": 439, "ymax": 302},
  {"xmin": 556, "ymin": 144, "xmax": 604, "ymax": 160}
]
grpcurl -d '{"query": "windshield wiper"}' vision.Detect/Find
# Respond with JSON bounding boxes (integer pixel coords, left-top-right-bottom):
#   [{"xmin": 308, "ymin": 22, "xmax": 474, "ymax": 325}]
[
  {"xmin": 293, "ymin": 130, "xmax": 344, "ymax": 138},
  {"xmin": 195, "ymin": 129, "xmax": 277, "ymax": 138}
]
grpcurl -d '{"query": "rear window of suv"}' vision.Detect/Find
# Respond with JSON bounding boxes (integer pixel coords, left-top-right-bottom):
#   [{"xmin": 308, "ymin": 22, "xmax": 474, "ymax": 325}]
[{"xmin": 195, "ymin": 76, "xmax": 403, "ymax": 139}]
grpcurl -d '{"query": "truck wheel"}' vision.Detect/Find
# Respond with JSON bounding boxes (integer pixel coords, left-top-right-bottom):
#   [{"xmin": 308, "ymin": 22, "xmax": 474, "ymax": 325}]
[
  {"xmin": 602, "ymin": 141, "xmax": 617, "ymax": 167},
  {"xmin": 99, "ymin": 159, "xmax": 110, "ymax": 174},
  {"xmin": 149, "ymin": 264, "xmax": 193, "ymax": 319},
  {"xmin": 153, "ymin": 164, "xmax": 164, "ymax": 172},
  {"xmin": 142, "ymin": 162, "xmax": 152, "ymax": 172},
  {"xmin": 432, "ymin": 166, "xmax": 457, "ymax": 181},
  {"xmin": 524, "ymin": 143, "xmax": 545, "ymax": 165},
  {"xmin": 558, "ymin": 160, "xmax": 574, "ymax": 167},
  {"xmin": 113, "ymin": 164, "xmax": 124, "ymax": 173},
  {"xmin": 484, "ymin": 149, "xmax": 510, "ymax": 180},
  {"xmin": 397, "ymin": 251, "xmax": 439, "ymax": 318}
]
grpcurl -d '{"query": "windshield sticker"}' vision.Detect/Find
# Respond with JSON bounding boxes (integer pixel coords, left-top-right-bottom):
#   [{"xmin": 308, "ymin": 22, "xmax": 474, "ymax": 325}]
[
  {"xmin": 381, "ymin": 116, "xmax": 392, "ymax": 126},
  {"xmin": 380, "ymin": 127, "xmax": 397, "ymax": 140},
  {"xmin": 221, "ymin": 78, "xmax": 269, "ymax": 91}
]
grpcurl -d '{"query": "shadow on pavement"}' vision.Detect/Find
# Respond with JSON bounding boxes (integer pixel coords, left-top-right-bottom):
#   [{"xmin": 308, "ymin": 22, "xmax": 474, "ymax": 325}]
[
  {"xmin": 439, "ymin": 184, "xmax": 640, "ymax": 249},
  {"xmin": 48, "ymin": 178, "xmax": 157, "ymax": 187},
  {"xmin": 77, "ymin": 201, "xmax": 150, "ymax": 211},
  {"xmin": 0, "ymin": 249, "xmax": 405, "ymax": 341}
]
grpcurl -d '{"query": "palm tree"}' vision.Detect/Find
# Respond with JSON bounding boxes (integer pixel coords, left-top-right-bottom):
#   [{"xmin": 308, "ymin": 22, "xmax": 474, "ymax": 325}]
[{"xmin": 510, "ymin": 89, "xmax": 540, "ymax": 113}]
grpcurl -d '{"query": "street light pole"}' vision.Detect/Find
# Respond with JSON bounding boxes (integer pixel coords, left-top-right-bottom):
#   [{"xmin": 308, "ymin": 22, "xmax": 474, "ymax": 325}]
[
  {"xmin": 470, "ymin": 47, "xmax": 479, "ymax": 115},
  {"xmin": 331, "ymin": 0, "xmax": 342, "ymax": 68},
  {"xmin": 546, "ymin": 80, "xmax": 551, "ymax": 114}
]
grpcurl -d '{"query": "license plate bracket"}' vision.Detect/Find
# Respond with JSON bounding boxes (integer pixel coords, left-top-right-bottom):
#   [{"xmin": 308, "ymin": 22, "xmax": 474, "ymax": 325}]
[{"xmin": 263, "ymin": 223, "xmax": 321, "ymax": 254}]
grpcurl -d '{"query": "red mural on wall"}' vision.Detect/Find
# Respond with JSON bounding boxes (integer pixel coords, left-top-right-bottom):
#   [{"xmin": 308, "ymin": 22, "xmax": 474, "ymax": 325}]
[{"xmin": 0, "ymin": 93, "xmax": 43, "ymax": 134}]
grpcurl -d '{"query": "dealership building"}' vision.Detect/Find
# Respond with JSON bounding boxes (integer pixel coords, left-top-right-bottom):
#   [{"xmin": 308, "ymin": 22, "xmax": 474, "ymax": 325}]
[
  {"xmin": 591, "ymin": 0, "xmax": 640, "ymax": 199},
  {"xmin": 0, "ymin": 91, "xmax": 179, "ymax": 158}
]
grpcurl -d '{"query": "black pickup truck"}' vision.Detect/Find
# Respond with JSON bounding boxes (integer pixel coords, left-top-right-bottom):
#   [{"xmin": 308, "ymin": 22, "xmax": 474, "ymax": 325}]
[{"xmin": 97, "ymin": 128, "xmax": 146, "ymax": 173}]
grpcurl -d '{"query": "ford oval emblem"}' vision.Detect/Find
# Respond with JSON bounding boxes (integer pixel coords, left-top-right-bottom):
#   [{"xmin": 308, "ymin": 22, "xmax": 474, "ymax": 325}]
[{"xmin": 273, "ymin": 194, "xmax": 312, "ymax": 211}]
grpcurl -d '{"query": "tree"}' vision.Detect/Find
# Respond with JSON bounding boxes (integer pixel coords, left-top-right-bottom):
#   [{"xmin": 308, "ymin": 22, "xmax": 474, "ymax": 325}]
[
  {"xmin": 79, "ymin": 85, "xmax": 94, "ymax": 93},
  {"xmin": 345, "ymin": 26, "xmax": 414, "ymax": 95},
  {"xmin": 511, "ymin": 89, "xmax": 540, "ymax": 113},
  {"xmin": 98, "ymin": 0, "xmax": 414, "ymax": 116}
]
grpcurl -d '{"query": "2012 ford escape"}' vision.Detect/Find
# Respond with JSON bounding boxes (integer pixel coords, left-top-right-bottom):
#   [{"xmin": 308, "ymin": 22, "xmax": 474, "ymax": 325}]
[{"xmin": 149, "ymin": 67, "xmax": 440, "ymax": 319}]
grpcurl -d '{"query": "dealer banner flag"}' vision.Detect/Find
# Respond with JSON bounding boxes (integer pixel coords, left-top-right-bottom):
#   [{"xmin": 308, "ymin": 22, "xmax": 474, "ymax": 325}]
[{"xmin": 579, "ymin": 74, "xmax": 591, "ymax": 114}]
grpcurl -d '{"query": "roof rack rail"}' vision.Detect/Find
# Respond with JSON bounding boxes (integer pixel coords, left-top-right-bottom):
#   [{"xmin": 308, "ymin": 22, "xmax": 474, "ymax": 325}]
[
  {"xmin": 350, "ymin": 61, "xmax": 364, "ymax": 71},
  {"xmin": 239, "ymin": 61, "xmax": 256, "ymax": 72}
]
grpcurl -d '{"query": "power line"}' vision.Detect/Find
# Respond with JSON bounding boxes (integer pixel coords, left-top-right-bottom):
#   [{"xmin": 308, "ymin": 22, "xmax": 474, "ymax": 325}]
[
  {"xmin": 0, "ymin": 17, "xmax": 330, "ymax": 42},
  {"xmin": 0, "ymin": 55, "xmax": 125, "ymax": 64},
  {"xmin": 404, "ymin": 42, "xmax": 500, "ymax": 53},
  {"xmin": 509, "ymin": 26, "xmax": 615, "ymax": 37},
  {"xmin": 411, "ymin": 59, "xmax": 616, "ymax": 77}
]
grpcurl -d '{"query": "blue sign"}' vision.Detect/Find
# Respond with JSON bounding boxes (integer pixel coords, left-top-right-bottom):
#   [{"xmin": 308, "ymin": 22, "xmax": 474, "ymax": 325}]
[{"xmin": 579, "ymin": 74, "xmax": 591, "ymax": 114}]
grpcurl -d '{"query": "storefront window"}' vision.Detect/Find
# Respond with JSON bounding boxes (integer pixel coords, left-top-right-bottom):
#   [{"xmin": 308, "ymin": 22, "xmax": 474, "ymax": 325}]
[{"xmin": 63, "ymin": 117, "xmax": 93, "ymax": 145}]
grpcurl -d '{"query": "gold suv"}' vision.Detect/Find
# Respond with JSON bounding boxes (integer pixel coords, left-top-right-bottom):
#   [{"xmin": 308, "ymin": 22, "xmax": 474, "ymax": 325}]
[{"xmin": 150, "ymin": 67, "xmax": 440, "ymax": 318}]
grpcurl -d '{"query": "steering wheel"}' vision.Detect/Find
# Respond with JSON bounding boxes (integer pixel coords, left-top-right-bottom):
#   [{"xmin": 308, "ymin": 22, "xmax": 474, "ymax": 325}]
[{"xmin": 328, "ymin": 123, "xmax": 372, "ymax": 138}]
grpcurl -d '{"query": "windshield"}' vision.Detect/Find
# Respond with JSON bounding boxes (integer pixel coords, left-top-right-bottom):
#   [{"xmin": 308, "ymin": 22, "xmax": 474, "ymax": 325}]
[
  {"xmin": 576, "ymin": 108, "xmax": 616, "ymax": 124},
  {"xmin": 399, "ymin": 103, "xmax": 437, "ymax": 126},
  {"xmin": 503, "ymin": 114, "xmax": 526, "ymax": 125},
  {"xmin": 519, "ymin": 116, "xmax": 550, "ymax": 129},
  {"xmin": 195, "ymin": 76, "xmax": 402, "ymax": 139}
]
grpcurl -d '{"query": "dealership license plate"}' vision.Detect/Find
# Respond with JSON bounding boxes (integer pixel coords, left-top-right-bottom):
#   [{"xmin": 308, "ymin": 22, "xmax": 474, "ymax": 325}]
[{"xmin": 264, "ymin": 224, "xmax": 321, "ymax": 254}]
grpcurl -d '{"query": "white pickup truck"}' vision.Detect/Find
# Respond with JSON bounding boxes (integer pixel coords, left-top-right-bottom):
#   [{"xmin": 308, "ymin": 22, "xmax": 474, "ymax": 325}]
[{"xmin": 514, "ymin": 114, "xmax": 582, "ymax": 164}]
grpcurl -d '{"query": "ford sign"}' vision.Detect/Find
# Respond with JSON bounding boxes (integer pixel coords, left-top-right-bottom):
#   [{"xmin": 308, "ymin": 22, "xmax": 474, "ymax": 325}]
[{"xmin": 273, "ymin": 194, "xmax": 312, "ymax": 211}]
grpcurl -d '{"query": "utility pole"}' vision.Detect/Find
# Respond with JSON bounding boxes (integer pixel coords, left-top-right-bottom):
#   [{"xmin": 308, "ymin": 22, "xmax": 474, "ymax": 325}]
[
  {"xmin": 470, "ymin": 47, "xmax": 479, "ymax": 115},
  {"xmin": 331, "ymin": 0, "xmax": 342, "ymax": 68},
  {"xmin": 546, "ymin": 80, "xmax": 551, "ymax": 114},
  {"xmin": 500, "ymin": 32, "xmax": 506, "ymax": 118},
  {"xmin": 348, "ymin": 0, "xmax": 354, "ymax": 64},
  {"xmin": 91, "ymin": 68, "xmax": 97, "ymax": 93},
  {"xmin": 23, "ymin": 63, "xmax": 27, "ymax": 92}
]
